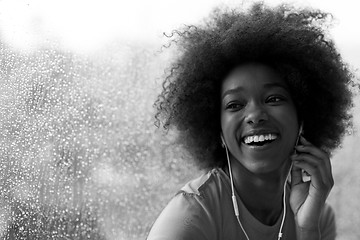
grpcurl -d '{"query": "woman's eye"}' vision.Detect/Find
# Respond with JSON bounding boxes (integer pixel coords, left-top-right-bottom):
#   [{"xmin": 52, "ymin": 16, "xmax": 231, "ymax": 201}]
[
  {"xmin": 267, "ymin": 96, "xmax": 284, "ymax": 103},
  {"xmin": 226, "ymin": 102, "xmax": 244, "ymax": 110}
]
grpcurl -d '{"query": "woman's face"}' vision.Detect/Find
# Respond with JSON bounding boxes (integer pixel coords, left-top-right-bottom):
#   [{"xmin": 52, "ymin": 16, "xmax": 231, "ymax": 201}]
[{"xmin": 220, "ymin": 63, "xmax": 299, "ymax": 174}]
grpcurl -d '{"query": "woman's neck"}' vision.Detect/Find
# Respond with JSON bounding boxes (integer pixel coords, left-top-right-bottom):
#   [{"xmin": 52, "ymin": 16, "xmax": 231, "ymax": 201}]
[{"xmin": 227, "ymin": 157, "xmax": 290, "ymax": 225}]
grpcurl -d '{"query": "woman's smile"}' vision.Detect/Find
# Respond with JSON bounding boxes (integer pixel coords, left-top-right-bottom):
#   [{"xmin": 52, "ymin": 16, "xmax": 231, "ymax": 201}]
[
  {"xmin": 221, "ymin": 63, "xmax": 299, "ymax": 173},
  {"xmin": 241, "ymin": 132, "xmax": 279, "ymax": 149}
]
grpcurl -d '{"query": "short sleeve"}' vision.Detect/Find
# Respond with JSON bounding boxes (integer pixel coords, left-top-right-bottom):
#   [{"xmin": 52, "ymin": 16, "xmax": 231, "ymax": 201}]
[
  {"xmin": 320, "ymin": 203, "xmax": 336, "ymax": 240},
  {"xmin": 146, "ymin": 191, "xmax": 218, "ymax": 240}
]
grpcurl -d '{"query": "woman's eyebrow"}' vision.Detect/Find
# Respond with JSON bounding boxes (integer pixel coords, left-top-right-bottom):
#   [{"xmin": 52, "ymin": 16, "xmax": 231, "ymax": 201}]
[
  {"xmin": 221, "ymin": 86, "xmax": 244, "ymax": 100},
  {"xmin": 221, "ymin": 82, "xmax": 289, "ymax": 100},
  {"xmin": 263, "ymin": 82, "xmax": 289, "ymax": 90}
]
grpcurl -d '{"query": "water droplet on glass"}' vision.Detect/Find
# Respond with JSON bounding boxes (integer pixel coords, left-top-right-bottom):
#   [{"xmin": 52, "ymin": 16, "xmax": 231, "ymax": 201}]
[{"xmin": 0, "ymin": 42, "xmax": 199, "ymax": 239}]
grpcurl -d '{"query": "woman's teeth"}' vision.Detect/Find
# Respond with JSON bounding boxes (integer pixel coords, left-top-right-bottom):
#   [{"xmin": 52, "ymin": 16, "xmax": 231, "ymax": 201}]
[{"xmin": 243, "ymin": 134, "xmax": 277, "ymax": 144}]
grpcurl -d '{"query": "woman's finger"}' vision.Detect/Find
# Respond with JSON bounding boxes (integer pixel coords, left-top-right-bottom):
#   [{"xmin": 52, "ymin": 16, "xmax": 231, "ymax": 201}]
[
  {"xmin": 291, "ymin": 163, "xmax": 304, "ymax": 187},
  {"xmin": 291, "ymin": 154, "xmax": 334, "ymax": 188},
  {"xmin": 296, "ymin": 137, "xmax": 328, "ymax": 160},
  {"xmin": 295, "ymin": 137, "xmax": 333, "ymax": 180}
]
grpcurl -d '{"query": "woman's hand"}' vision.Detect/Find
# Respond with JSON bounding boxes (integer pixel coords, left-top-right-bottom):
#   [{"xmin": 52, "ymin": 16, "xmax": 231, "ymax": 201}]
[{"xmin": 290, "ymin": 136, "xmax": 334, "ymax": 239}]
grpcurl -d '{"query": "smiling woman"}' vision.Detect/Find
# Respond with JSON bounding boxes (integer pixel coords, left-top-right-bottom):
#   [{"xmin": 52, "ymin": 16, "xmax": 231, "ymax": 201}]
[
  {"xmin": 220, "ymin": 64, "xmax": 299, "ymax": 175},
  {"xmin": 0, "ymin": 0, "xmax": 358, "ymax": 239},
  {"xmin": 149, "ymin": 2, "xmax": 355, "ymax": 240}
]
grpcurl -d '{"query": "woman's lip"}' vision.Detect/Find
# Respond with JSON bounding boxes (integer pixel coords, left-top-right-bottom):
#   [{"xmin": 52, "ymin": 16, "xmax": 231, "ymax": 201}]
[
  {"xmin": 241, "ymin": 131, "xmax": 279, "ymax": 139},
  {"xmin": 241, "ymin": 133, "xmax": 279, "ymax": 143},
  {"xmin": 241, "ymin": 137, "xmax": 279, "ymax": 150},
  {"xmin": 237, "ymin": 127, "xmax": 280, "ymax": 143}
]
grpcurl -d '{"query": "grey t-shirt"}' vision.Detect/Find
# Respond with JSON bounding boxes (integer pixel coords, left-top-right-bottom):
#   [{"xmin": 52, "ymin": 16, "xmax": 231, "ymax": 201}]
[{"xmin": 147, "ymin": 168, "xmax": 336, "ymax": 240}]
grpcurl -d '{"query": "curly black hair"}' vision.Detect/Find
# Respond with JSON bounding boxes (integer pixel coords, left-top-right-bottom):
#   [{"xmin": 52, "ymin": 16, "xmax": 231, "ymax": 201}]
[{"xmin": 155, "ymin": 2, "xmax": 354, "ymax": 170}]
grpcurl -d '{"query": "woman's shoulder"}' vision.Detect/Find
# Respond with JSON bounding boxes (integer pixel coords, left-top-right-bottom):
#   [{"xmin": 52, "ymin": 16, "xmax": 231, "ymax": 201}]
[
  {"xmin": 319, "ymin": 203, "xmax": 336, "ymax": 239},
  {"xmin": 179, "ymin": 167, "xmax": 229, "ymax": 197},
  {"xmin": 146, "ymin": 168, "xmax": 228, "ymax": 240},
  {"xmin": 322, "ymin": 203, "xmax": 335, "ymax": 219}
]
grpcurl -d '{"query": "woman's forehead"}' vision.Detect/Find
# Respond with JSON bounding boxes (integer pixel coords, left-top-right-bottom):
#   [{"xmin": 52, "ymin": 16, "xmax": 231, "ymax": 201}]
[{"xmin": 221, "ymin": 63, "xmax": 288, "ymax": 93}]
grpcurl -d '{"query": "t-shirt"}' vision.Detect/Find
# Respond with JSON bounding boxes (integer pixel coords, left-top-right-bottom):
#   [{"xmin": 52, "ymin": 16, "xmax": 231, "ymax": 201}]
[{"xmin": 147, "ymin": 168, "xmax": 336, "ymax": 240}]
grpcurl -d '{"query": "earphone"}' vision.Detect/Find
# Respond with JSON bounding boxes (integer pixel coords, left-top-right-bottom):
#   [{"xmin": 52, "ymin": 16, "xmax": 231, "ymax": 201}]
[
  {"xmin": 294, "ymin": 121, "xmax": 312, "ymax": 183},
  {"xmin": 221, "ymin": 133, "xmax": 249, "ymax": 239},
  {"xmin": 220, "ymin": 121, "xmax": 304, "ymax": 240},
  {"xmin": 220, "ymin": 134, "xmax": 226, "ymax": 148},
  {"xmin": 294, "ymin": 121, "xmax": 304, "ymax": 153}
]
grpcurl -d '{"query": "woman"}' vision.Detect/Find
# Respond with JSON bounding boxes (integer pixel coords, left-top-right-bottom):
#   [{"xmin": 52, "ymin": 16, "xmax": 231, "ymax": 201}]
[{"xmin": 148, "ymin": 2, "xmax": 354, "ymax": 240}]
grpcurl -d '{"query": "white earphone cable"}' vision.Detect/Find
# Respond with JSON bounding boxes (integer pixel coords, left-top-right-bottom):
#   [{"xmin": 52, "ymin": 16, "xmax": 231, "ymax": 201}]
[
  {"xmin": 224, "ymin": 143, "xmax": 290, "ymax": 240},
  {"xmin": 278, "ymin": 162, "xmax": 293, "ymax": 240},
  {"xmin": 225, "ymin": 145, "xmax": 250, "ymax": 240}
]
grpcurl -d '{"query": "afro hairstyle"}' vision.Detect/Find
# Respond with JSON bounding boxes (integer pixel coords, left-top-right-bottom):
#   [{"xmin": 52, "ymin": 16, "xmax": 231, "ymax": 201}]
[{"xmin": 155, "ymin": 2, "xmax": 354, "ymax": 170}]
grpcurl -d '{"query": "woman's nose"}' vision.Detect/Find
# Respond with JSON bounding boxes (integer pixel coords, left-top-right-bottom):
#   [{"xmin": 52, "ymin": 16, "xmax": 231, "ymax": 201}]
[{"xmin": 244, "ymin": 102, "xmax": 268, "ymax": 125}]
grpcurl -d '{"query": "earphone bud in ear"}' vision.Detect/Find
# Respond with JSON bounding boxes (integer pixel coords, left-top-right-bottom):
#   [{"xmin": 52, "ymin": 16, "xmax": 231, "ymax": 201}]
[
  {"xmin": 294, "ymin": 121, "xmax": 304, "ymax": 154},
  {"xmin": 299, "ymin": 121, "xmax": 304, "ymax": 137},
  {"xmin": 295, "ymin": 121, "xmax": 304, "ymax": 146},
  {"xmin": 220, "ymin": 133, "xmax": 226, "ymax": 148}
]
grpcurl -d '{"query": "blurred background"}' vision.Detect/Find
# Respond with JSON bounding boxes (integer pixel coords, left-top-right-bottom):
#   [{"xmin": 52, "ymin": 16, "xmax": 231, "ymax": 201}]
[{"xmin": 0, "ymin": 0, "xmax": 359, "ymax": 239}]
